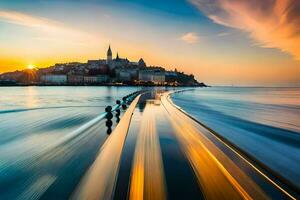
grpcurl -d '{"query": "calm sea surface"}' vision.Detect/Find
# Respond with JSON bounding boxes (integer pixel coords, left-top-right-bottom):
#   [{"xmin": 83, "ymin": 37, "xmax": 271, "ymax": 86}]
[
  {"xmin": 0, "ymin": 86, "xmax": 139, "ymax": 199},
  {"xmin": 172, "ymin": 87, "xmax": 300, "ymax": 189}
]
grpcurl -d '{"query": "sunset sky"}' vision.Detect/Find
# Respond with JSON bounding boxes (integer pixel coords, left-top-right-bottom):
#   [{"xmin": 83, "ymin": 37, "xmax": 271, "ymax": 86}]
[{"xmin": 0, "ymin": 0, "xmax": 299, "ymax": 86}]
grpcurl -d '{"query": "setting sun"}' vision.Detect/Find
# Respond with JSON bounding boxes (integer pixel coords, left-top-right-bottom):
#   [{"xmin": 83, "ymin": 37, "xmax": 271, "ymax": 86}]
[{"xmin": 27, "ymin": 65, "xmax": 35, "ymax": 70}]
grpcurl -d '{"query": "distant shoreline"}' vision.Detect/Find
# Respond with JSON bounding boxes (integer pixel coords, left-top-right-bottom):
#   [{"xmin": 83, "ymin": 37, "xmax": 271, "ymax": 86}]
[{"xmin": 0, "ymin": 83, "xmax": 207, "ymax": 87}]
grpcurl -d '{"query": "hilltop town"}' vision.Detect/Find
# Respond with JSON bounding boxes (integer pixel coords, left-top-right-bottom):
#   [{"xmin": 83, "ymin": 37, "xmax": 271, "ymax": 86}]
[{"xmin": 0, "ymin": 46, "xmax": 205, "ymax": 87}]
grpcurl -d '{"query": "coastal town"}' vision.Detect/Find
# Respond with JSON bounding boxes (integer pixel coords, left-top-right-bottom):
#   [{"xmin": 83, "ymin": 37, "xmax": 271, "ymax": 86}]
[{"xmin": 0, "ymin": 45, "xmax": 205, "ymax": 87}]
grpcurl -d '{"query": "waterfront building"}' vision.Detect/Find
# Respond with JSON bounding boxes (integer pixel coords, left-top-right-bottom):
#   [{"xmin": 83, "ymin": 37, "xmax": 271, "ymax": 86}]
[
  {"xmin": 115, "ymin": 67, "xmax": 138, "ymax": 81},
  {"xmin": 67, "ymin": 75, "xmax": 84, "ymax": 84},
  {"xmin": 87, "ymin": 65, "xmax": 109, "ymax": 76},
  {"xmin": 118, "ymin": 70, "xmax": 131, "ymax": 81},
  {"xmin": 41, "ymin": 74, "xmax": 67, "ymax": 84},
  {"xmin": 96, "ymin": 75, "xmax": 109, "ymax": 83},
  {"xmin": 84, "ymin": 76, "xmax": 98, "ymax": 83},
  {"xmin": 127, "ymin": 68, "xmax": 139, "ymax": 80},
  {"xmin": 139, "ymin": 70, "xmax": 165, "ymax": 84},
  {"xmin": 139, "ymin": 70, "xmax": 152, "ymax": 82},
  {"xmin": 153, "ymin": 71, "xmax": 165, "ymax": 84},
  {"xmin": 99, "ymin": 65, "xmax": 109, "ymax": 74}
]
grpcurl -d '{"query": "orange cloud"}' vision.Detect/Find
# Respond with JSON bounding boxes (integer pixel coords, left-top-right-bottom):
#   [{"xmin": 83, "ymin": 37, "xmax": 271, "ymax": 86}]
[
  {"xmin": 189, "ymin": 0, "xmax": 300, "ymax": 59},
  {"xmin": 180, "ymin": 32, "xmax": 200, "ymax": 44}
]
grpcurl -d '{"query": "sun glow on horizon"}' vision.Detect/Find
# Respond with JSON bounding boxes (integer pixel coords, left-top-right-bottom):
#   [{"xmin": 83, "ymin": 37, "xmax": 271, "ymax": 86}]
[{"xmin": 27, "ymin": 64, "xmax": 35, "ymax": 70}]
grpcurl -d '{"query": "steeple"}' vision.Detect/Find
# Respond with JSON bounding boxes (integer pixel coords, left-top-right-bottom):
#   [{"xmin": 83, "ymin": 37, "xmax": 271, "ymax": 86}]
[
  {"xmin": 107, "ymin": 45, "xmax": 112, "ymax": 57},
  {"xmin": 116, "ymin": 52, "xmax": 120, "ymax": 60},
  {"xmin": 107, "ymin": 45, "xmax": 112, "ymax": 63}
]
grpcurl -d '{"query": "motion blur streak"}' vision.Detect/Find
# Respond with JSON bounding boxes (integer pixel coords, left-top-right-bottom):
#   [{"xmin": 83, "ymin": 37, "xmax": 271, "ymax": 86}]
[
  {"xmin": 171, "ymin": 87, "xmax": 300, "ymax": 191},
  {"xmin": 161, "ymin": 93, "xmax": 268, "ymax": 200},
  {"xmin": 170, "ymin": 92, "xmax": 297, "ymax": 200},
  {"xmin": 72, "ymin": 95, "xmax": 141, "ymax": 200},
  {"xmin": 129, "ymin": 101, "xmax": 166, "ymax": 200},
  {"xmin": 16, "ymin": 175, "xmax": 56, "ymax": 200}
]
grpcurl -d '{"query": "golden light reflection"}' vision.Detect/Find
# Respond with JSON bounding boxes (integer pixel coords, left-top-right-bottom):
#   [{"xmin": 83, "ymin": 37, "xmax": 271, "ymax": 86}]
[
  {"xmin": 129, "ymin": 103, "xmax": 166, "ymax": 200},
  {"xmin": 72, "ymin": 95, "xmax": 141, "ymax": 200},
  {"xmin": 161, "ymin": 93, "xmax": 268, "ymax": 200},
  {"xmin": 26, "ymin": 86, "xmax": 38, "ymax": 108}
]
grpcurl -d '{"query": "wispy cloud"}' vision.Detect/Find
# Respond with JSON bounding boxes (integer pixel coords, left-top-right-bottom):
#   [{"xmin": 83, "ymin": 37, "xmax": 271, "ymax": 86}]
[
  {"xmin": 180, "ymin": 32, "xmax": 200, "ymax": 44},
  {"xmin": 0, "ymin": 10, "xmax": 64, "ymax": 32},
  {"xmin": 0, "ymin": 10, "xmax": 97, "ymax": 45},
  {"xmin": 216, "ymin": 31, "xmax": 231, "ymax": 37},
  {"xmin": 189, "ymin": 0, "xmax": 300, "ymax": 59}
]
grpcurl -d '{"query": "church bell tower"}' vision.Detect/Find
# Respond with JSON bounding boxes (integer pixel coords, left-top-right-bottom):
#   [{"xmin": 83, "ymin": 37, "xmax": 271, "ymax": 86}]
[{"xmin": 107, "ymin": 45, "xmax": 112, "ymax": 64}]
